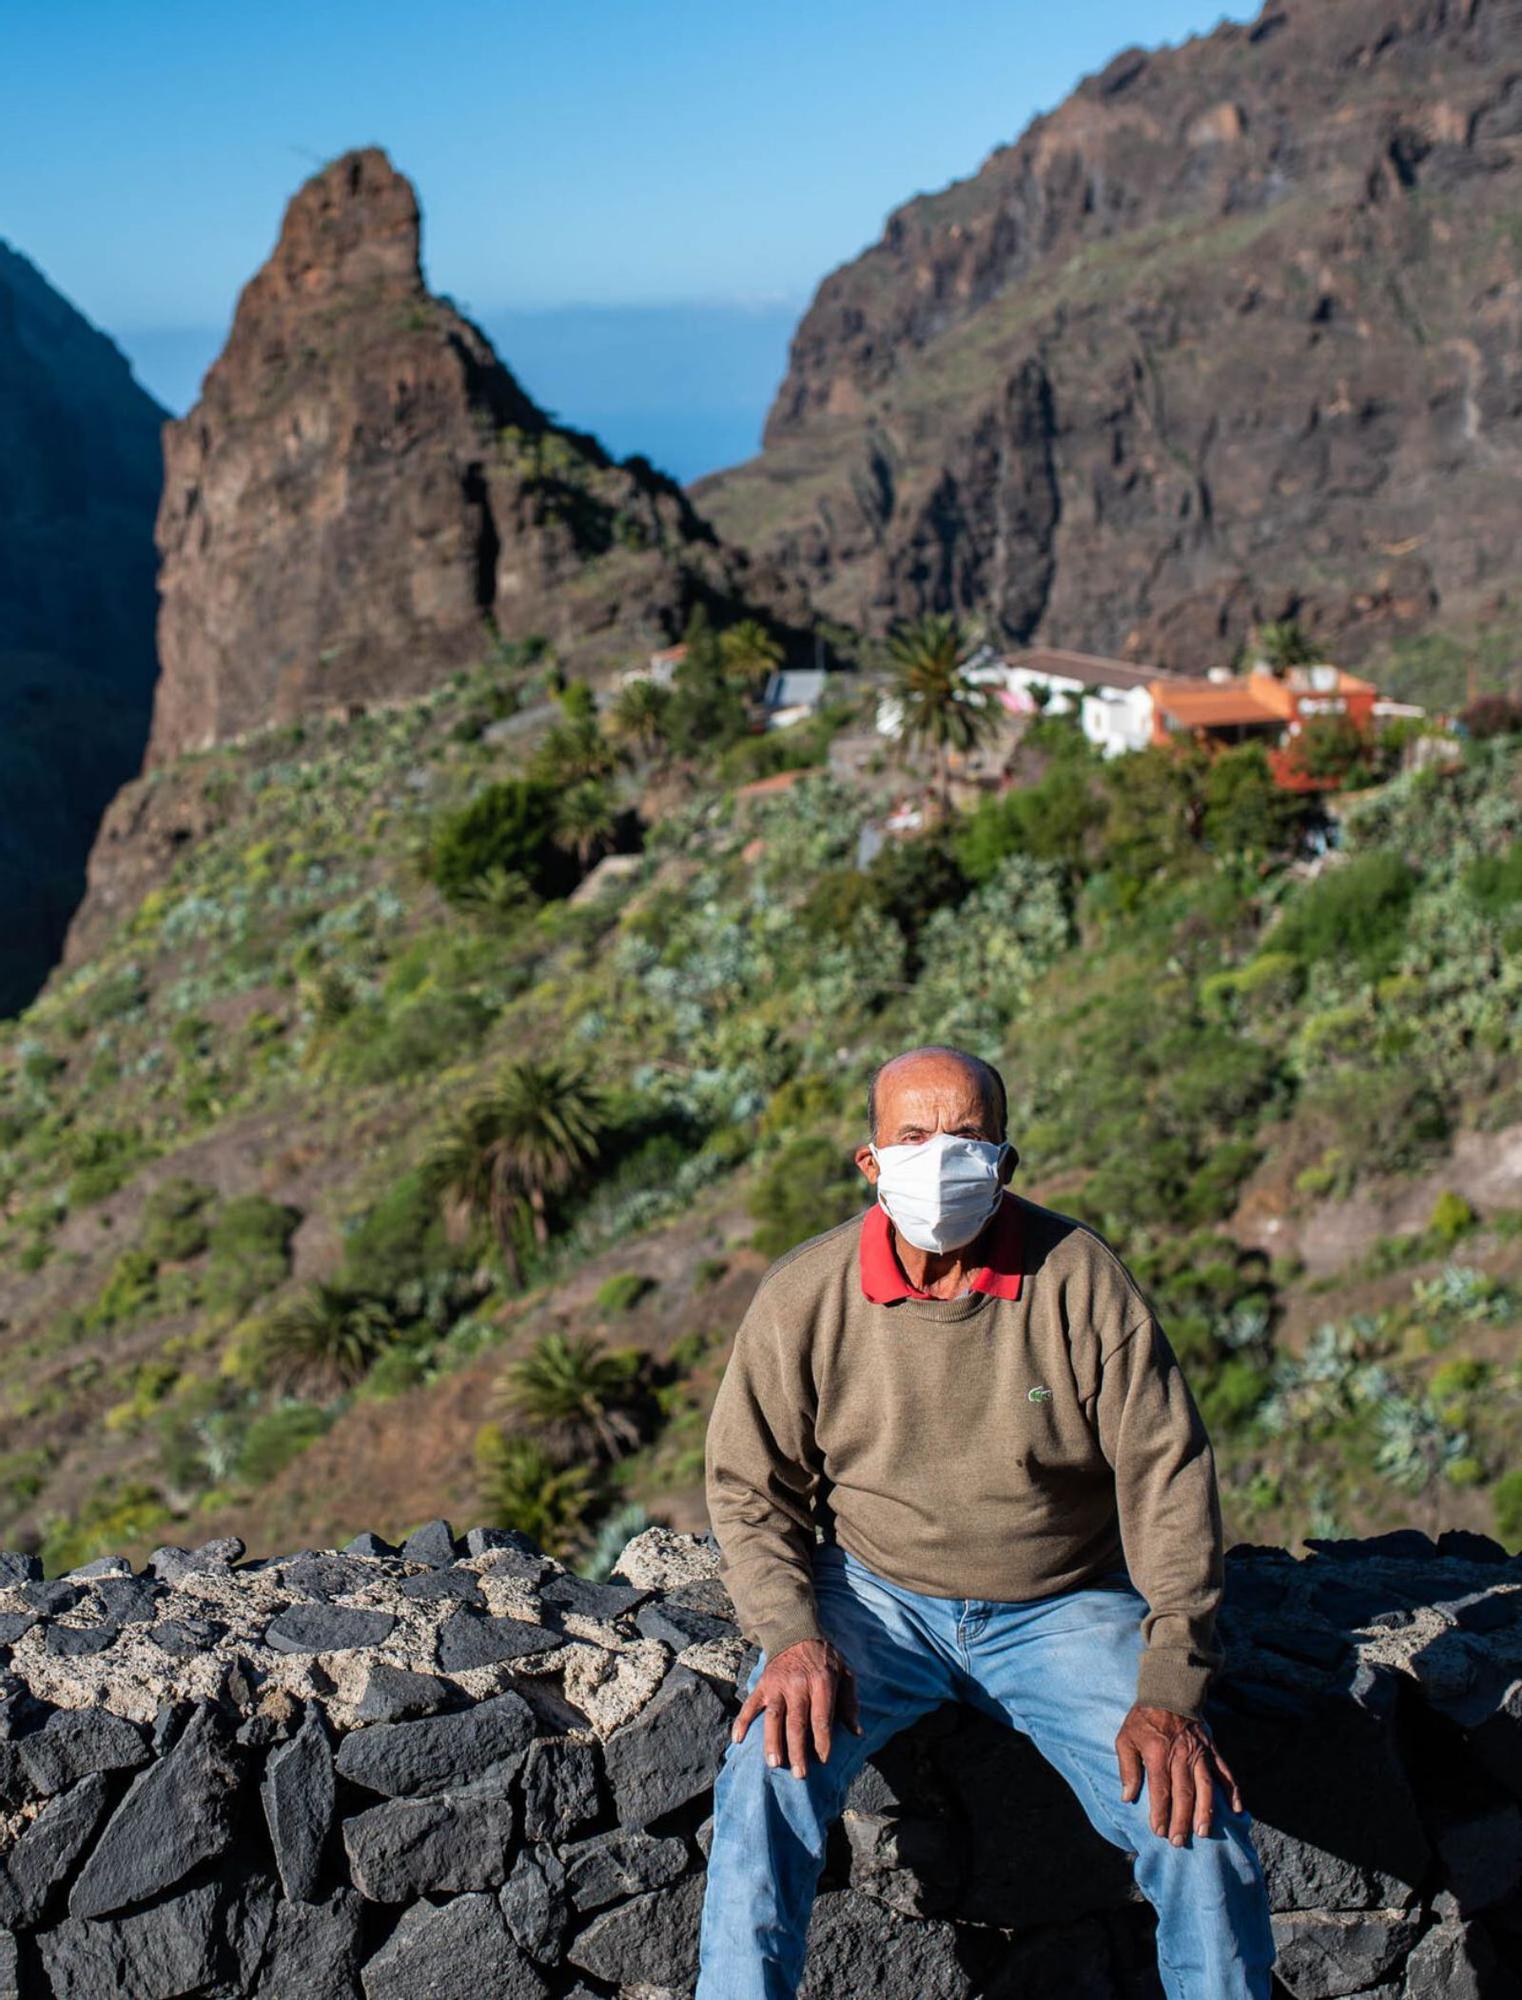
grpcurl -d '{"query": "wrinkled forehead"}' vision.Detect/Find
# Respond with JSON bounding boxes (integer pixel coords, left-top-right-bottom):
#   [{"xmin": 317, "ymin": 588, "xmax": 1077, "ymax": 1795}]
[{"xmin": 875, "ymin": 1056, "xmax": 998, "ymax": 1136}]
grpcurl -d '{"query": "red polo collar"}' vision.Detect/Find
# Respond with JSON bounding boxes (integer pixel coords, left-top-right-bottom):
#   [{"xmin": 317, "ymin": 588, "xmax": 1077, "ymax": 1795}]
[{"xmin": 859, "ymin": 1190, "xmax": 1024, "ymax": 1304}]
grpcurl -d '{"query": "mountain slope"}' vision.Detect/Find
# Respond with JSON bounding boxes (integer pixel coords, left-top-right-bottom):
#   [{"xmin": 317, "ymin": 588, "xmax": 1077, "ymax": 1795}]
[
  {"xmin": 696, "ymin": 0, "xmax": 1522, "ymax": 685},
  {"xmin": 0, "ymin": 242, "xmax": 165, "ymax": 1016}
]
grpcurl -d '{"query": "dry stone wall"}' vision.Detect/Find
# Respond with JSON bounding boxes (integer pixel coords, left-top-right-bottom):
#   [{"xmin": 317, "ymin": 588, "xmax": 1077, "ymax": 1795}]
[{"xmin": 0, "ymin": 1524, "xmax": 1519, "ymax": 1998}]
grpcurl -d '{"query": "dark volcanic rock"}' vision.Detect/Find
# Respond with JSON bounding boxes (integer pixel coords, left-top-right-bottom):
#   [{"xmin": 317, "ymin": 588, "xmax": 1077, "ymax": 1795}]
[
  {"xmin": 254, "ymin": 1889, "xmax": 364, "ymax": 1999},
  {"xmin": 335, "ymin": 1690, "xmax": 536, "ymax": 1797},
  {"xmin": 400, "ymin": 1518, "xmax": 458, "ymax": 1569},
  {"xmin": 19, "ymin": 1707, "xmax": 149, "ymax": 1796},
  {"xmin": 67, "ymin": 1702, "xmax": 241, "ymax": 1919},
  {"xmin": 44, "ymin": 1622, "xmax": 120, "ymax": 1658},
  {"xmin": 0, "ymin": 1770, "xmax": 112, "ymax": 1928},
  {"xmin": 1270, "ymin": 1910, "xmax": 1423, "ymax": 1997},
  {"xmin": 697, "ymin": 0, "xmax": 1522, "ymax": 680},
  {"xmin": 798, "ymin": 1888, "xmax": 980, "ymax": 2000},
  {"xmin": 264, "ymin": 1603, "xmax": 396, "ymax": 1654},
  {"xmin": 435, "ymin": 1608, "xmax": 561, "ymax": 1672},
  {"xmin": 561, "ymin": 1827, "xmax": 690, "ymax": 1911},
  {"xmin": 398, "ymin": 1566, "xmax": 482, "ymax": 1605},
  {"xmin": 499, "ymin": 1843, "xmax": 569, "ymax": 1964},
  {"xmin": 636, "ymin": 1598, "xmax": 736, "ymax": 1651},
  {"xmin": 282, "ymin": 1554, "xmax": 380, "ymax": 1601},
  {"xmin": 148, "ymin": 1614, "xmax": 226, "ymax": 1656},
  {"xmin": 564, "ymin": 1872, "xmax": 706, "ymax": 1991},
  {"xmin": 539, "ymin": 1573, "xmax": 647, "ymax": 1623},
  {"xmin": 603, "ymin": 1664, "xmax": 729, "ymax": 1825},
  {"xmin": 518, "ymin": 1735, "xmax": 603, "ymax": 1842},
  {"xmin": 39, "ymin": 1876, "xmax": 243, "ymax": 1998},
  {"xmin": 353, "ymin": 1662, "xmax": 453, "ymax": 1724},
  {"xmin": 342, "ymin": 1790, "xmax": 517, "ymax": 1902},
  {"xmin": 261, "ymin": 1707, "xmax": 335, "ymax": 1902},
  {"xmin": 361, "ymin": 1891, "xmax": 549, "ymax": 2000}
]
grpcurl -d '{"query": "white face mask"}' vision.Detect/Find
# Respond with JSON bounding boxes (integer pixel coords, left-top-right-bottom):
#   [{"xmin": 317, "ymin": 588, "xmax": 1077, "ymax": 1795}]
[{"xmin": 869, "ymin": 1131, "xmax": 1011, "ymax": 1254}]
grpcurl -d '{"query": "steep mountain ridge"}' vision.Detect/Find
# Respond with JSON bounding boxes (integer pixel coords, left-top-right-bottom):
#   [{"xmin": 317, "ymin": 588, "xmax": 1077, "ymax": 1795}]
[
  {"xmin": 697, "ymin": 0, "xmax": 1522, "ymax": 678},
  {"xmin": 0, "ymin": 243, "xmax": 164, "ymax": 1016},
  {"xmin": 146, "ymin": 147, "xmax": 800, "ymax": 769}
]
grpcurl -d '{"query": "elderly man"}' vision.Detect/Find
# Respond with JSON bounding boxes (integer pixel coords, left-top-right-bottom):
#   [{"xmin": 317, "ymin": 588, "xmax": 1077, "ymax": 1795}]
[{"xmin": 696, "ymin": 1044, "xmax": 1275, "ymax": 1999}]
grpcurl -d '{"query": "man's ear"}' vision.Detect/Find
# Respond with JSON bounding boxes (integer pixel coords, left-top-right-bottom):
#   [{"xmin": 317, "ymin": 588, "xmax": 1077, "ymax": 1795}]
[
  {"xmin": 854, "ymin": 1143, "xmax": 880, "ymax": 1186},
  {"xmin": 999, "ymin": 1143, "xmax": 1019, "ymax": 1185}
]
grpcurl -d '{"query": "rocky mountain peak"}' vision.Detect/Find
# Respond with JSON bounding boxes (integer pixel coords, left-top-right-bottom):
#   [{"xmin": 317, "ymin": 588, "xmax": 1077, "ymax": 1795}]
[
  {"xmin": 253, "ymin": 145, "xmax": 422, "ymax": 306},
  {"xmin": 144, "ymin": 150, "xmax": 786, "ymax": 770}
]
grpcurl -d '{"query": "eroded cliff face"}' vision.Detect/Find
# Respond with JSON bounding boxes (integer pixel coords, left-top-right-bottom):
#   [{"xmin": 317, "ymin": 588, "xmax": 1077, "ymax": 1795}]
[
  {"xmin": 0, "ymin": 245, "xmax": 164, "ymax": 1015},
  {"xmin": 696, "ymin": 0, "xmax": 1522, "ymax": 669},
  {"xmin": 147, "ymin": 148, "xmax": 779, "ymax": 766}
]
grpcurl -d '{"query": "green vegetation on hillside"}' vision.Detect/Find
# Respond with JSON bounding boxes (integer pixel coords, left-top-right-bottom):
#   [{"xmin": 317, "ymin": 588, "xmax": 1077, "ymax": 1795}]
[{"xmin": 2, "ymin": 636, "xmax": 1521, "ymax": 1571}]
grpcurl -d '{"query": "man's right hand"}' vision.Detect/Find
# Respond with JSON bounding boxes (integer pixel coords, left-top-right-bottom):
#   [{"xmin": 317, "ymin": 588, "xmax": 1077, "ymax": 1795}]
[{"xmin": 731, "ymin": 1637, "xmax": 864, "ymax": 1778}]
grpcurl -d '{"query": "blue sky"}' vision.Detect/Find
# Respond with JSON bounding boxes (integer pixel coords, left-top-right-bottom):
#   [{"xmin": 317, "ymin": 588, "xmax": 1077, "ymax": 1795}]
[{"xmin": 7, "ymin": 1, "xmax": 1257, "ymax": 478}]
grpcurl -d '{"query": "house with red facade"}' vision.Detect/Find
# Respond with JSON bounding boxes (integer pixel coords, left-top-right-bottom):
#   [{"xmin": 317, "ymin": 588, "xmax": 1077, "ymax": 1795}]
[{"xmin": 1149, "ymin": 664, "xmax": 1379, "ymax": 790}]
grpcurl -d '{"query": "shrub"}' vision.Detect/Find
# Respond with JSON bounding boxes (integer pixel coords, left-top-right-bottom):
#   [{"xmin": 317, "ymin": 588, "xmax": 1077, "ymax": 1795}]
[
  {"xmin": 141, "ymin": 1177, "xmax": 215, "ymax": 1263},
  {"xmin": 595, "ymin": 1272, "xmax": 657, "ymax": 1314},
  {"xmin": 1464, "ymin": 841, "xmax": 1522, "ymax": 915},
  {"xmin": 474, "ymin": 1424, "xmax": 593, "ymax": 1558},
  {"xmin": 1272, "ymin": 853, "xmax": 1420, "ymax": 976},
  {"xmin": 1494, "ymin": 1467, "xmax": 1522, "ymax": 1550},
  {"xmin": 236, "ymin": 1403, "xmax": 332, "ymax": 1484},
  {"xmin": 1200, "ymin": 952, "xmax": 1305, "ymax": 1025},
  {"xmin": 204, "ymin": 1196, "xmax": 299, "ymax": 1315},
  {"xmin": 1429, "ymin": 1190, "xmax": 1478, "ymax": 1247},
  {"xmin": 342, "ymin": 1170, "xmax": 461, "ymax": 1294},
  {"xmin": 749, "ymin": 1135, "xmax": 864, "ymax": 1261},
  {"xmin": 423, "ymin": 780, "xmax": 575, "ymax": 906}
]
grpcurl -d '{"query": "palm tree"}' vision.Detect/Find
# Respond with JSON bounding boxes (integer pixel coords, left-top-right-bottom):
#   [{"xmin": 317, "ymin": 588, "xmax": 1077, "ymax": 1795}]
[
  {"xmin": 499, "ymin": 1330, "xmax": 643, "ymax": 1464},
  {"xmin": 1255, "ymin": 620, "xmax": 1316, "ymax": 674},
  {"xmin": 607, "ymin": 678, "xmax": 673, "ymax": 763},
  {"xmin": 531, "ymin": 716, "xmax": 618, "ymax": 789},
  {"xmin": 453, "ymin": 864, "xmax": 540, "ymax": 929},
  {"xmin": 474, "ymin": 1425, "xmax": 593, "ymax": 1559},
  {"xmin": 885, "ymin": 613, "xmax": 1001, "ymax": 806},
  {"xmin": 554, "ymin": 782, "xmax": 617, "ymax": 871},
  {"xmin": 424, "ymin": 1058, "xmax": 606, "ymax": 1283},
  {"xmin": 718, "ymin": 619, "xmax": 784, "ymax": 694},
  {"xmin": 257, "ymin": 1283, "xmax": 396, "ymax": 1394}
]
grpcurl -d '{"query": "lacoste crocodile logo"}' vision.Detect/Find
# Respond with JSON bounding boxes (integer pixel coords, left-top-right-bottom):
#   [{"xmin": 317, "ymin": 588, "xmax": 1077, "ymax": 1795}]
[{"xmin": 1027, "ymin": 1385, "xmax": 1053, "ymax": 1403}]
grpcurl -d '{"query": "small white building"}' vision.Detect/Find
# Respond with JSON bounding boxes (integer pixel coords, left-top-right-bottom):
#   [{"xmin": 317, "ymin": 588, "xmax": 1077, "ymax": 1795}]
[
  {"xmin": 618, "ymin": 644, "xmax": 686, "ymax": 691},
  {"xmin": 999, "ymin": 646, "xmax": 1183, "ymax": 758},
  {"xmin": 762, "ymin": 667, "xmax": 829, "ymax": 730}
]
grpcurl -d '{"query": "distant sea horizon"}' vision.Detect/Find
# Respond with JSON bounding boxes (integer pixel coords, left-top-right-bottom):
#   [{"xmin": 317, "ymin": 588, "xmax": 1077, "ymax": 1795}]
[{"xmin": 115, "ymin": 298, "xmax": 802, "ymax": 487}]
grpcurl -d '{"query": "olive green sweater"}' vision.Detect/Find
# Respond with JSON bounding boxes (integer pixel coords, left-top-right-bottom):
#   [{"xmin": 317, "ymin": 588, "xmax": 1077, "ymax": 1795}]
[{"xmin": 704, "ymin": 1195, "xmax": 1225, "ymax": 1718}]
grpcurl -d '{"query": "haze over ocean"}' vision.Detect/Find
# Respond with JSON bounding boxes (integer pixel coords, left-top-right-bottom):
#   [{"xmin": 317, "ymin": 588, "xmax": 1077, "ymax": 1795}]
[{"xmin": 117, "ymin": 301, "xmax": 803, "ymax": 487}]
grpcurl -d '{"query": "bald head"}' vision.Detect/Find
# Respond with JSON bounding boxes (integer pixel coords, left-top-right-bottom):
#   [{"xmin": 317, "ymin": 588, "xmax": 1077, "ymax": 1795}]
[{"xmin": 866, "ymin": 1045, "xmax": 1008, "ymax": 1146}]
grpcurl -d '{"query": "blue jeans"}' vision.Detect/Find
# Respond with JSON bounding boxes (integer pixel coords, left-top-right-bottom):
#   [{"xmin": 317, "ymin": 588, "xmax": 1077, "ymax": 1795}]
[{"xmin": 696, "ymin": 1539, "xmax": 1275, "ymax": 2000}]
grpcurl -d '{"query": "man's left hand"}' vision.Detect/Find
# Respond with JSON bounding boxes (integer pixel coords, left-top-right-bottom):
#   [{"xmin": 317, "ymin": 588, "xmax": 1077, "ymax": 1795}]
[{"xmin": 1115, "ymin": 1703, "xmax": 1244, "ymax": 1845}]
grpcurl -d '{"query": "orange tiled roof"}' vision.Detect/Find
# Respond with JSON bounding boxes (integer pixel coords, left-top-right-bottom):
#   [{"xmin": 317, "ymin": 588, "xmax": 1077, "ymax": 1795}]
[{"xmin": 1150, "ymin": 681, "xmax": 1285, "ymax": 728}]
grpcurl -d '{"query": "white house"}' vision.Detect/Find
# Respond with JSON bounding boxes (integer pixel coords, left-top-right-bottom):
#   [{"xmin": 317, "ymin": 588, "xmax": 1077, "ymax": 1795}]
[
  {"xmin": 999, "ymin": 645, "xmax": 1185, "ymax": 757},
  {"xmin": 875, "ymin": 643, "xmax": 1179, "ymax": 759},
  {"xmin": 762, "ymin": 667, "xmax": 829, "ymax": 730}
]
